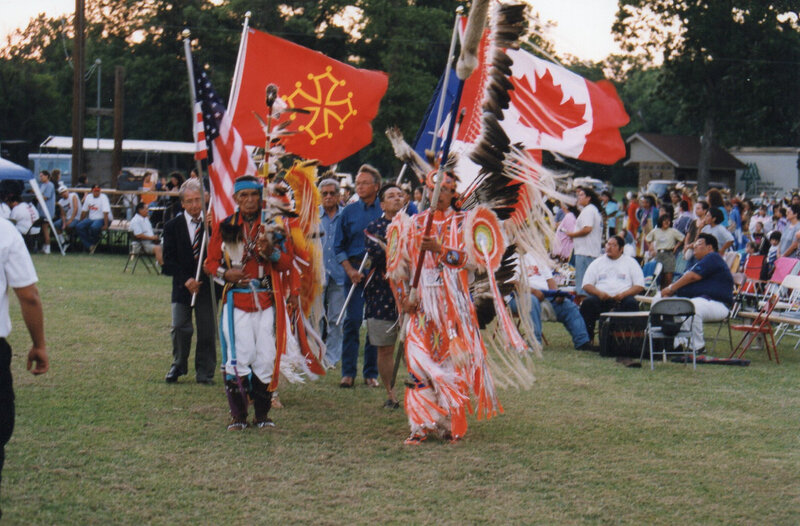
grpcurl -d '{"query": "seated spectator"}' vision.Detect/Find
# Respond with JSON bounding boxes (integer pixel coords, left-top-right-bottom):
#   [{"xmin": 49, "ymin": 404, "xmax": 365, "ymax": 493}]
[
  {"xmin": 742, "ymin": 241, "xmax": 759, "ymax": 270},
  {"xmin": 7, "ymin": 194, "xmax": 40, "ymax": 236},
  {"xmin": 660, "ymin": 233, "xmax": 734, "ymax": 354},
  {"xmin": 701, "ymin": 207, "xmax": 734, "ymax": 253},
  {"xmin": 750, "ymin": 221, "xmax": 765, "ymax": 245},
  {"xmin": 54, "ymin": 183, "xmax": 80, "ymax": 238},
  {"xmin": 762, "ymin": 231, "xmax": 781, "ymax": 280},
  {"xmin": 510, "ymin": 252, "xmax": 591, "ymax": 350},
  {"xmin": 579, "ymin": 235, "xmax": 646, "ymax": 342},
  {"xmin": 129, "ymin": 202, "xmax": 163, "ymax": 265},
  {"xmin": 74, "ymin": 184, "xmax": 110, "ymax": 253},
  {"xmin": 646, "ymin": 214, "xmax": 684, "ymax": 286}
]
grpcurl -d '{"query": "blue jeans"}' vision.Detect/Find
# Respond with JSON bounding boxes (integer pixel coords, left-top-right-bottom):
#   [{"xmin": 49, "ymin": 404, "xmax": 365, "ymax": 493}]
[
  {"xmin": 341, "ymin": 280, "xmax": 377, "ymax": 379},
  {"xmin": 573, "ymin": 255, "xmax": 595, "ymax": 296},
  {"xmin": 75, "ymin": 218, "xmax": 104, "ymax": 249},
  {"xmin": 509, "ymin": 293, "xmax": 590, "ymax": 349},
  {"xmin": 321, "ymin": 280, "xmax": 345, "ymax": 366}
]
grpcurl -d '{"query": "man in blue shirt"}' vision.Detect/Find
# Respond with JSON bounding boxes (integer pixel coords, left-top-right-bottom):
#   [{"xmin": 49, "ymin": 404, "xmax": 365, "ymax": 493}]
[
  {"xmin": 334, "ymin": 164, "xmax": 383, "ymax": 388},
  {"xmin": 319, "ymin": 177, "xmax": 346, "ymax": 366},
  {"xmin": 37, "ymin": 170, "xmax": 56, "ymax": 254},
  {"xmin": 661, "ymin": 233, "xmax": 734, "ymax": 353}
]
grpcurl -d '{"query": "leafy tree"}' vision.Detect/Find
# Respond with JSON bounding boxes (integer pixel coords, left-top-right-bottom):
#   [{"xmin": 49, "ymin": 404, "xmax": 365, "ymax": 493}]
[{"xmin": 613, "ymin": 0, "xmax": 800, "ymax": 192}]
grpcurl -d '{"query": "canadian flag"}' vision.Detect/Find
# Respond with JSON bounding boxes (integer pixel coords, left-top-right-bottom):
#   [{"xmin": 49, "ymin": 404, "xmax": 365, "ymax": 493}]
[{"xmin": 503, "ymin": 49, "xmax": 629, "ymax": 165}]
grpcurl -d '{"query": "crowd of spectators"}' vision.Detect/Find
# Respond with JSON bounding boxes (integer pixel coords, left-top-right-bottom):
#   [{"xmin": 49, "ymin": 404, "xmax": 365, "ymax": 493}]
[{"xmin": 8, "ymin": 167, "xmax": 800, "ymax": 367}]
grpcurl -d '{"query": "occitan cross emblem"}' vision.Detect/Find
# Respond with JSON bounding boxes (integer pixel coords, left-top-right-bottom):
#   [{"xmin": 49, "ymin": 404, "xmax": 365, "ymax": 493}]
[{"xmin": 284, "ymin": 66, "xmax": 356, "ymax": 145}]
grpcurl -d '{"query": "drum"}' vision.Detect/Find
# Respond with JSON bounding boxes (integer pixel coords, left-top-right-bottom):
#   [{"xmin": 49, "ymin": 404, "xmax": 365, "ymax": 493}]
[{"xmin": 598, "ymin": 311, "xmax": 649, "ymax": 358}]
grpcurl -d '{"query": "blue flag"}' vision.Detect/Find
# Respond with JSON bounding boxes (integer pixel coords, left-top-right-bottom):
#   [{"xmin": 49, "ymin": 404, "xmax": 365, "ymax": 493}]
[{"xmin": 412, "ymin": 69, "xmax": 460, "ymax": 159}]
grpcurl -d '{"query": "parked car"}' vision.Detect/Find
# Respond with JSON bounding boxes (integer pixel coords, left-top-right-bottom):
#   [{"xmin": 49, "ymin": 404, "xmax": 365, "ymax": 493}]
[
  {"xmin": 572, "ymin": 176, "xmax": 613, "ymax": 195},
  {"xmin": 644, "ymin": 179, "xmax": 726, "ymax": 201}
]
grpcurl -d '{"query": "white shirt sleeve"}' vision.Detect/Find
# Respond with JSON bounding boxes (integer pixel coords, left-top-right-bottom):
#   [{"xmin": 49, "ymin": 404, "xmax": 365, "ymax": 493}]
[
  {"xmin": 628, "ymin": 256, "xmax": 645, "ymax": 287},
  {"xmin": 582, "ymin": 257, "xmax": 600, "ymax": 287},
  {"xmin": 3, "ymin": 223, "xmax": 38, "ymax": 288}
]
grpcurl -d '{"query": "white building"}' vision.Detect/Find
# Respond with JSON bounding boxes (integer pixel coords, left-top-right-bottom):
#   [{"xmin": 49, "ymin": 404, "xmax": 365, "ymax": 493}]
[{"xmin": 728, "ymin": 147, "xmax": 800, "ymax": 196}]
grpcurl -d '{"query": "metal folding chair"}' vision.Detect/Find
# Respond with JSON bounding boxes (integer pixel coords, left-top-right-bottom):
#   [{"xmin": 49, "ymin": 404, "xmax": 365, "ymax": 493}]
[
  {"xmin": 123, "ymin": 234, "xmax": 157, "ymax": 274},
  {"xmin": 642, "ymin": 261, "xmax": 663, "ymax": 296},
  {"xmin": 772, "ymin": 274, "xmax": 800, "ymax": 350},
  {"xmin": 640, "ymin": 298, "xmax": 696, "ymax": 370},
  {"xmin": 730, "ymin": 294, "xmax": 780, "ymax": 363}
]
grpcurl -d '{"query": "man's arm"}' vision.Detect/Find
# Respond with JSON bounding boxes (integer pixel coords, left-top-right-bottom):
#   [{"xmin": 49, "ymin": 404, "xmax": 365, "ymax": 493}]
[
  {"xmin": 582, "ymin": 283, "xmax": 608, "ymax": 300},
  {"xmin": 13, "ymin": 284, "xmax": 48, "ymax": 374},
  {"xmin": 334, "ymin": 209, "xmax": 362, "ymax": 284},
  {"xmin": 567, "ymin": 225, "xmax": 592, "ymax": 239},
  {"xmin": 67, "ymin": 195, "xmax": 80, "ymax": 224},
  {"xmin": 614, "ymin": 284, "xmax": 645, "ymax": 301},
  {"xmin": 661, "ymin": 271, "xmax": 702, "ymax": 297}
]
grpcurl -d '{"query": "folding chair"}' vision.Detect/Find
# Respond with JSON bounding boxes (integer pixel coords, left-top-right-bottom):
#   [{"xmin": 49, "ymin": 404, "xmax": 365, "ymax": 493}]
[
  {"xmin": 724, "ymin": 251, "xmax": 741, "ymax": 274},
  {"xmin": 734, "ymin": 254, "xmax": 763, "ymax": 316},
  {"xmin": 642, "ymin": 261, "xmax": 663, "ymax": 296},
  {"xmin": 123, "ymin": 234, "xmax": 157, "ymax": 274},
  {"xmin": 730, "ymin": 294, "xmax": 780, "ymax": 363},
  {"xmin": 772, "ymin": 274, "xmax": 800, "ymax": 350},
  {"xmin": 640, "ymin": 298, "xmax": 696, "ymax": 370}
]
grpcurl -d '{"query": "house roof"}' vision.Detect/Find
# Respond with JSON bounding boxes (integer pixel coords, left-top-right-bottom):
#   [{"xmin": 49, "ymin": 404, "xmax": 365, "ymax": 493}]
[{"xmin": 626, "ymin": 133, "xmax": 746, "ymax": 170}]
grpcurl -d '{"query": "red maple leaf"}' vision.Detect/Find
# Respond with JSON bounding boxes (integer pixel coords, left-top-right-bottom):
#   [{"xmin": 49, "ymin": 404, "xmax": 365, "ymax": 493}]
[{"xmin": 509, "ymin": 69, "xmax": 586, "ymax": 139}]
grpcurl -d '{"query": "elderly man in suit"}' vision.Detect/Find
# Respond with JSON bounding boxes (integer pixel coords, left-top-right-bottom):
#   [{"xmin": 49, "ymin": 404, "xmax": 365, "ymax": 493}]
[{"xmin": 162, "ymin": 179, "xmax": 216, "ymax": 384}]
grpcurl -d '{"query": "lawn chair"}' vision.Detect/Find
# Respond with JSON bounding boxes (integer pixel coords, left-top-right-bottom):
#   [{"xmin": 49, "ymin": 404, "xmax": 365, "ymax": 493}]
[
  {"xmin": 772, "ymin": 274, "xmax": 800, "ymax": 350},
  {"xmin": 642, "ymin": 260, "xmax": 663, "ymax": 296},
  {"xmin": 123, "ymin": 233, "xmax": 157, "ymax": 275},
  {"xmin": 735, "ymin": 254, "xmax": 764, "ymax": 315},
  {"xmin": 730, "ymin": 293, "xmax": 780, "ymax": 363},
  {"xmin": 724, "ymin": 251, "xmax": 741, "ymax": 274},
  {"xmin": 640, "ymin": 298, "xmax": 696, "ymax": 370}
]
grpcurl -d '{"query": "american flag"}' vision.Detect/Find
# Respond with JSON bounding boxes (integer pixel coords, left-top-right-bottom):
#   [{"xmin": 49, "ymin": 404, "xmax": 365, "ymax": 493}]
[
  {"xmin": 192, "ymin": 101, "xmax": 207, "ymax": 161},
  {"xmin": 194, "ymin": 64, "xmax": 256, "ymax": 222}
]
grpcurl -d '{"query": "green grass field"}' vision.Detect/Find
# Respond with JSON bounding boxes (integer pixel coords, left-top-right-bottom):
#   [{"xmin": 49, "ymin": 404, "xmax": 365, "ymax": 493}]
[{"xmin": 3, "ymin": 253, "xmax": 799, "ymax": 524}]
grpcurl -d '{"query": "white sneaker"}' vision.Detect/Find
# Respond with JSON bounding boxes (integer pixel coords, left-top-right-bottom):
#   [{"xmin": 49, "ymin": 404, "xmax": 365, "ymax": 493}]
[{"xmin": 42, "ymin": 245, "xmax": 51, "ymax": 254}]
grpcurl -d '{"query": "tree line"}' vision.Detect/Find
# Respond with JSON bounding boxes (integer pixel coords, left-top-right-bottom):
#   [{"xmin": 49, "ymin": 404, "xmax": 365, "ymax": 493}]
[{"xmin": 0, "ymin": 0, "xmax": 797, "ymax": 182}]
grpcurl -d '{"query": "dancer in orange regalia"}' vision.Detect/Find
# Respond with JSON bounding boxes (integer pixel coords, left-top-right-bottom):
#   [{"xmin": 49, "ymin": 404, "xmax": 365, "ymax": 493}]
[{"xmin": 387, "ymin": 172, "xmax": 519, "ymax": 444}]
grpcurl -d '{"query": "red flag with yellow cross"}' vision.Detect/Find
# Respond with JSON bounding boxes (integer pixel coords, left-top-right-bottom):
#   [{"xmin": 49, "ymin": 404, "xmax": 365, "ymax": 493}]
[{"xmin": 229, "ymin": 28, "xmax": 388, "ymax": 165}]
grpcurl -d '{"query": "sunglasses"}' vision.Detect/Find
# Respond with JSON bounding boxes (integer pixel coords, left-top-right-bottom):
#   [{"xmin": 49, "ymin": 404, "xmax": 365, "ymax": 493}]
[{"xmin": 321, "ymin": 191, "xmax": 337, "ymax": 196}]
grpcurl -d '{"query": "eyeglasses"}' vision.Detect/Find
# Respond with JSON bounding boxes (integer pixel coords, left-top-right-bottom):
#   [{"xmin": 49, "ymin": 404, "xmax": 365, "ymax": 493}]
[{"xmin": 321, "ymin": 191, "xmax": 337, "ymax": 196}]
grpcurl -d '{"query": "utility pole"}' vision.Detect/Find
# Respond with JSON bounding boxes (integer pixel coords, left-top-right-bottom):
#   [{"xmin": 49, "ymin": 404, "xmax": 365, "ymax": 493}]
[
  {"xmin": 70, "ymin": 0, "xmax": 85, "ymax": 183},
  {"xmin": 95, "ymin": 58, "xmax": 101, "ymax": 151},
  {"xmin": 111, "ymin": 66, "xmax": 125, "ymax": 188}
]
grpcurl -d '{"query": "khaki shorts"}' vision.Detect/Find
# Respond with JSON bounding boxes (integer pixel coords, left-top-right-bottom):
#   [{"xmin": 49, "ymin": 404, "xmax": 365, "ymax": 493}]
[
  {"xmin": 141, "ymin": 240, "xmax": 156, "ymax": 255},
  {"xmin": 366, "ymin": 318, "xmax": 399, "ymax": 347}
]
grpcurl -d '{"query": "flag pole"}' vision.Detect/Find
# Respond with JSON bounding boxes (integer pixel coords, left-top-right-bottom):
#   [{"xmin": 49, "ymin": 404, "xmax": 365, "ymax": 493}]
[
  {"xmin": 182, "ymin": 29, "xmax": 215, "ymax": 310},
  {"xmin": 227, "ymin": 11, "xmax": 251, "ymax": 114}
]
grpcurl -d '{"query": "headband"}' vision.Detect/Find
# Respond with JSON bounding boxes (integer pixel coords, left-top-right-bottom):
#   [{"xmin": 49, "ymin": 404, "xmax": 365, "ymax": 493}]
[
  {"xmin": 234, "ymin": 179, "xmax": 262, "ymax": 194},
  {"xmin": 425, "ymin": 169, "xmax": 457, "ymax": 191}
]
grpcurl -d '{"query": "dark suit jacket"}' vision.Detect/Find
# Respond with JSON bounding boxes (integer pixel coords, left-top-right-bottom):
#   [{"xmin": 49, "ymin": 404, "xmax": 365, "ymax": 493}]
[{"xmin": 162, "ymin": 213, "xmax": 212, "ymax": 305}]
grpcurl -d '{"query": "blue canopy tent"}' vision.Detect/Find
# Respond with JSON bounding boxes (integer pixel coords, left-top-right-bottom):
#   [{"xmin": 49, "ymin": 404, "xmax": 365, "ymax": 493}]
[
  {"xmin": 0, "ymin": 156, "xmax": 66, "ymax": 255},
  {"xmin": 0, "ymin": 156, "xmax": 34, "ymax": 180}
]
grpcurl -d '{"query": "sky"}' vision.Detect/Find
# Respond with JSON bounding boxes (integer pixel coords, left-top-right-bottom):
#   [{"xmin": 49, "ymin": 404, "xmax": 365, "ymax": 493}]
[{"xmin": 0, "ymin": 0, "xmax": 621, "ymax": 62}]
